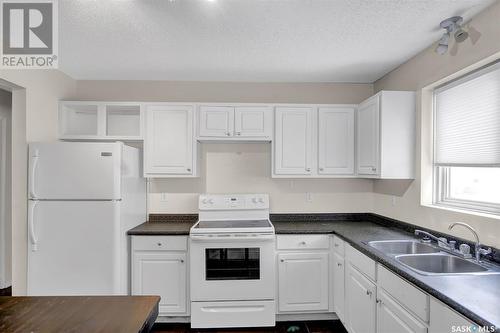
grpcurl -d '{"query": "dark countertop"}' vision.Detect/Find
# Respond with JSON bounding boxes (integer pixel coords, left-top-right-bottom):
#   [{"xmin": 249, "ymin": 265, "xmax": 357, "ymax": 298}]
[
  {"xmin": 128, "ymin": 221, "xmax": 194, "ymax": 235},
  {"xmin": 0, "ymin": 296, "xmax": 160, "ymax": 333},
  {"xmin": 127, "ymin": 218, "xmax": 500, "ymax": 329}
]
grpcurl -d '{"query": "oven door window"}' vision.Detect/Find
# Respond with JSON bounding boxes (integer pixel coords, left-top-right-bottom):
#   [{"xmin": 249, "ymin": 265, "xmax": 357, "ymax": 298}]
[{"xmin": 205, "ymin": 248, "xmax": 260, "ymax": 280}]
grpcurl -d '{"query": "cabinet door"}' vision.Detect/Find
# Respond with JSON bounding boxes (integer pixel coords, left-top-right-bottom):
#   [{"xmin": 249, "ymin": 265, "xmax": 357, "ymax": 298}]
[
  {"xmin": 199, "ymin": 106, "xmax": 234, "ymax": 137},
  {"xmin": 274, "ymin": 107, "xmax": 313, "ymax": 175},
  {"xmin": 234, "ymin": 106, "xmax": 272, "ymax": 138},
  {"xmin": 377, "ymin": 289, "xmax": 427, "ymax": 333},
  {"xmin": 144, "ymin": 105, "xmax": 194, "ymax": 176},
  {"xmin": 357, "ymin": 95, "xmax": 380, "ymax": 175},
  {"xmin": 345, "ymin": 264, "xmax": 376, "ymax": 333},
  {"xmin": 132, "ymin": 252, "xmax": 187, "ymax": 315},
  {"xmin": 429, "ymin": 298, "xmax": 476, "ymax": 333},
  {"xmin": 333, "ymin": 252, "xmax": 345, "ymax": 322},
  {"xmin": 278, "ymin": 252, "xmax": 329, "ymax": 312},
  {"xmin": 318, "ymin": 107, "xmax": 355, "ymax": 175}
]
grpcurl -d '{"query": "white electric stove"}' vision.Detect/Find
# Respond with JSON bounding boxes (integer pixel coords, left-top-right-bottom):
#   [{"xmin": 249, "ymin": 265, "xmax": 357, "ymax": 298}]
[{"xmin": 189, "ymin": 194, "xmax": 276, "ymax": 329}]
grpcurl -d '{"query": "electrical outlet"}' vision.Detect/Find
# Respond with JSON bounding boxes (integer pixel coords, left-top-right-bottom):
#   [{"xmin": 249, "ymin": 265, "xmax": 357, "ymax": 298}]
[
  {"xmin": 160, "ymin": 193, "xmax": 168, "ymax": 202},
  {"xmin": 391, "ymin": 196, "xmax": 397, "ymax": 206},
  {"xmin": 306, "ymin": 192, "xmax": 313, "ymax": 202}
]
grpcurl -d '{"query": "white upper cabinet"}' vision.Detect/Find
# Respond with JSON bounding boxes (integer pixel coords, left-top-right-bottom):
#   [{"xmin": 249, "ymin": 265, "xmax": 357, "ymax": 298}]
[
  {"xmin": 59, "ymin": 101, "xmax": 144, "ymax": 141},
  {"xmin": 274, "ymin": 107, "xmax": 313, "ymax": 175},
  {"xmin": 234, "ymin": 106, "xmax": 272, "ymax": 138},
  {"xmin": 198, "ymin": 105, "xmax": 272, "ymax": 140},
  {"xmin": 356, "ymin": 91, "xmax": 416, "ymax": 179},
  {"xmin": 357, "ymin": 95, "xmax": 380, "ymax": 175},
  {"xmin": 199, "ymin": 106, "xmax": 234, "ymax": 137},
  {"xmin": 318, "ymin": 107, "xmax": 355, "ymax": 175},
  {"xmin": 144, "ymin": 104, "xmax": 198, "ymax": 177}
]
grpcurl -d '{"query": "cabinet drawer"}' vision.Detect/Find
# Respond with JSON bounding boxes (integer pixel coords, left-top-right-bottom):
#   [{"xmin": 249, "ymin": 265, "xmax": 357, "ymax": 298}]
[
  {"xmin": 332, "ymin": 235, "xmax": 345, "ymax": 255},
  {"xmin": 345, "ymin": 244, "xmax": 376, "ymax": 281},
  {"xmin": 132, "ymin": 236, "xmax": 188, "ymax": 251},
  {"xmin": 378, "ymin": 265, "xmax": 429, "ymax": 323},
  {"xmin": 277, "ymin": 235, "xmax": 330, "ymax": 250}
]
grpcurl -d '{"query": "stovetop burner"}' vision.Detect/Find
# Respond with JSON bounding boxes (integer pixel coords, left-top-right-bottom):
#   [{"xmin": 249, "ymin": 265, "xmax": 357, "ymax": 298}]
[{"xmin": 195, "ymin": 219, "xmax": 272, "ymax": 229}]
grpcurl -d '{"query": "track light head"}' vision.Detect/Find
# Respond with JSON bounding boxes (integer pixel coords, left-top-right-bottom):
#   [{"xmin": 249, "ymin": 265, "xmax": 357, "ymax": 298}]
[
  {"xmin": 435, "ymin": 16, "xmax": 469, "ymax": 55},
  {"xmin": 454, "ymin": 28, "xmax": 469, "ymax": 43}
]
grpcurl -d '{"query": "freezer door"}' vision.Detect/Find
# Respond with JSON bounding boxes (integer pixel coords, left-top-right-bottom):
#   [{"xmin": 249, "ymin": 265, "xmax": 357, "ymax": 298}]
[
  {"xmin": 29, "ymin": 142, "xmax": 122, "ymax": 200},
  {"xmin": 27, "ymin": 201, "xmax": 122, "ymax": 295}
]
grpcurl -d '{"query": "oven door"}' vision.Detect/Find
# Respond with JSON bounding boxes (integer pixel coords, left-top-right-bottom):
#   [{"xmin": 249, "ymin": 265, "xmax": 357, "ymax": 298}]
[{"xmin": 190, "ymin": 234, "xmax": 275, "ymax": 301}]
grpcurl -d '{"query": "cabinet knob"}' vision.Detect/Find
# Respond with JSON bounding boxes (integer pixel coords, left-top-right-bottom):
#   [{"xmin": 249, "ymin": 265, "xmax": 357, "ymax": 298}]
[
  {"xmin": 226, "ymin": 132, "xmax": 231, "ymax": 136},
  {"xmin": 280, "ymin": 259, "xmax": 284, "ymax": 262},
  {"xmin": 157, "ymin": 242, "xmax": 162, "ymax": 246},
  {"xmin": 305, "ymin": 168, "xmax": 311, "ymax": 172},
  {"xmin": 366, "ymin": 290, "xmax": 373, "ymax": 297},
  {"xmin": 300, "ymin": 241, "xmax": 306, "ymax": 245},
  {"xmin": 334, "ymin": 244, "xmax": 339, "ymax": 247},
  {"xmin": 180, "ymin": 259, "xmax": 184, "ymax": 263},
  {"xmin": 371, "ymin": 167, "xmax": 377, "ymax": 171},
  {"xmin": 337, "ymin": 263, "xmax": 342, "ymax": 267},
  {"xmin": 235, "ymin": 132, "xmax": 241, "ymax": 136},
  {"xmin": 187, "ymin": 168, "xmax": 191, "ymax": 172},
  {"xmin": 376, "ymin": 299, "xmax": 382, "ymax": 305},
  {"xmin": 319, "ymin": 167, "xmax": 324, "ymax": 171}
]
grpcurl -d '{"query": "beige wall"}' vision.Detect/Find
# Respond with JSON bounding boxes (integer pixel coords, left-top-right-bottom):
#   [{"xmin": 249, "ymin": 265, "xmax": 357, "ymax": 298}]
[
  {"xmin": 0, "ymin": 70, "xmax": 77, "ymax": 295},
  {"xmin": 373, "ymin": 2, "xmax": 500, "ymax": 248},
  {"xmin": 75, "ymin": 81, "xmax": 375, "ymax": 214}
]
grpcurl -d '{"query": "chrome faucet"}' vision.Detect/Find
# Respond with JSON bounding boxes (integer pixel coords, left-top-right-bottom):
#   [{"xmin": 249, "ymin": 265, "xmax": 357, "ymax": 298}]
[
  {"xmin": 448, "ymin": 222, "xmax": 492, "ymax": 262},
  {"xmin": 414, "ymin": 229, "xmax": 453, "ymax": 250}
]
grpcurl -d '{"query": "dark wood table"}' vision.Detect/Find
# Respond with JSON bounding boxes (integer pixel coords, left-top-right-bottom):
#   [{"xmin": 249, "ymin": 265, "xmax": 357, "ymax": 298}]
[{"xmin": 0, "ymin": 296, "xmax": 160, "ymax": 333}]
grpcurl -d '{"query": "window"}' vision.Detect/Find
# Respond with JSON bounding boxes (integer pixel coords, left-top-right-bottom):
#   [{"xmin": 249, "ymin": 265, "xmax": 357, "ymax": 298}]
[{"xmin": 433, "ymin": 61, "xmax": 500, "ymax": 215}]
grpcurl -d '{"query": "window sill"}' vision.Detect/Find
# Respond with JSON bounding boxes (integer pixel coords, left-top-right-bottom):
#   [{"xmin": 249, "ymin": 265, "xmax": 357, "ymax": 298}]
[{"xmin": 421, "ymin": 202, "xmax": 500, "ymax": 220}]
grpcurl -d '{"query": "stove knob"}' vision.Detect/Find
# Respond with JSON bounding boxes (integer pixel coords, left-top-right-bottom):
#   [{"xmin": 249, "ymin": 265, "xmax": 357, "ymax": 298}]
[
  {"xmin": 252, "ymin": 197, "xmax": 258, "ymax": 204},
  {"xmin": 208, "ymin": 198, "xmax": 214, "ymax": 204},
  {"xmin": 258, "ymin": 197, "xmax": 264, "ymax": 203},
  {"xmin": 202, "ymin": 198, "xmax": 208, "ymax": 204}
]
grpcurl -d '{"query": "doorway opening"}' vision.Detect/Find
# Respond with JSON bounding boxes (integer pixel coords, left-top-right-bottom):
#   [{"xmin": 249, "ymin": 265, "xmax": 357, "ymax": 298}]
[{"xmin": 0, "ymin": 88, "xmax": 12, "ymax": 295}]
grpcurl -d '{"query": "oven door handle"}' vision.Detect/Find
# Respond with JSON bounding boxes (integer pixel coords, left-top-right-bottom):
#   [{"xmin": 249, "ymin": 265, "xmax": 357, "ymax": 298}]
[{"xmin": 190, "ymin": 234, "xmax": 275, "ymax": 242}]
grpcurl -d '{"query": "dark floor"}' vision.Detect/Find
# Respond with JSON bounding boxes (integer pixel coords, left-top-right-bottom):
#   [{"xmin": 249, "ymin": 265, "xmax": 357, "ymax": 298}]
[{"xmin": 152, "ymin": 320, "xmax": 347, "ymax": 333}]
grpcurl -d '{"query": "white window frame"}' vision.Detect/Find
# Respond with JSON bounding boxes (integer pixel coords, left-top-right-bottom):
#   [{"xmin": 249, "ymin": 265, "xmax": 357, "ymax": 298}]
[{"xmin": 432, "ymin": 61, "xmax": 500, "ymax": 216}]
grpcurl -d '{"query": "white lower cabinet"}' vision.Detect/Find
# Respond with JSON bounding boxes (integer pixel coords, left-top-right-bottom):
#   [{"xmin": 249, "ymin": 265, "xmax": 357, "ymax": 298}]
[
  {"xmin": 429, "ymin": 298, "xmax": 476, "ymax": 333},
  {"xmin": 377, "ymin": 289, "xmax": 427, "ymax": 333},
  {"xmin": 276, "ymin": 235, "xmax": 330, "ymax": 313},
  {"xmin": 332, "ymin": 252, "xmax": 345, "ymax": 321},
  {"xmin": 131, "ymin": 236, "xmax": 189, "ymax": 317},
  {"xmin": 277, "ymin": 252, "xmax": 329, "ymax": 312},
  {"xmin": 345, "ymin": 263, "xmax": 377, "ymax": 333}
]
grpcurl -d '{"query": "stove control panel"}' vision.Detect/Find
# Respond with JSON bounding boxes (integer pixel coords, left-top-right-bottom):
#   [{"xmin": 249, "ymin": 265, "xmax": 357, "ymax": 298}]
[{"xmin": 199, "ymin": 194, "xmax": 269, "ymax": 210}]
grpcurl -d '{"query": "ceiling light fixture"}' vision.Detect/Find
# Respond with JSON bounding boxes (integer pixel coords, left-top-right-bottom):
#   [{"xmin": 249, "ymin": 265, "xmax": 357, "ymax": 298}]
[{"xmin": 435, "ymin": 16, "xmax": 469, "ymax": 55}]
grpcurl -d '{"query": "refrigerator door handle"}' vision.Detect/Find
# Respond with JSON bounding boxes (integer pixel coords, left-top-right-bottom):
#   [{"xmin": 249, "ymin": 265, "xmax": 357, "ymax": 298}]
[
  {"xmin": 30, "ymin": 149, "xmax": 40, "ymax": 199},
  {"xmin": 29, "ymin": 201, "xmax": 38, "ymax": 251}
]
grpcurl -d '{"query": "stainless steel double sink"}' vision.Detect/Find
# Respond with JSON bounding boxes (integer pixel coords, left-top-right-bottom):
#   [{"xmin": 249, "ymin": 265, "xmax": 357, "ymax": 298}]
[{"xmin": 367, "ymin": 240, "xmax": 497, "ymax": 275}]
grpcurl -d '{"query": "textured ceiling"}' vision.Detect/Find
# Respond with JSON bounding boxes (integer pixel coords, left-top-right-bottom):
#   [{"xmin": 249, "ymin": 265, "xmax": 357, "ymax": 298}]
[{"xmin": 59, "ymin": 0, "xmax": 496, "ymax": 82}]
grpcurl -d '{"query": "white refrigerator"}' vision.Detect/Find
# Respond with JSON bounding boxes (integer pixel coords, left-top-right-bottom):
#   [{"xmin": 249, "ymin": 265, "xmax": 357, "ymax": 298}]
[{"xmin": 27, "ymin": 142, "xmax": 146, "ymax": 296}]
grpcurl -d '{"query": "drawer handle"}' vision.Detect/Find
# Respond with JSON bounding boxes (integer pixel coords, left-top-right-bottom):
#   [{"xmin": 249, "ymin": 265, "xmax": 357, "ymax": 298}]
[{"xmin": 157, "ymin": 242, "xmax": 162, "ymax": 246}]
